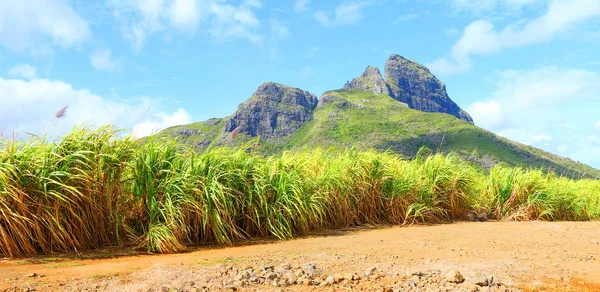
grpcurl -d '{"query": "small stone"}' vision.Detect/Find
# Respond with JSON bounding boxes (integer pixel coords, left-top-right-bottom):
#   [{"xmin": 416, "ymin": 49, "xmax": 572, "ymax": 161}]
[
  {"xmin": 26, "ymin": 273, "xmax": 37, "ymax": 278},
  {"xmin": 235, "ymin": 270, "xmax": 250, "ymax": 281},
  {"xmin": 408, "ymin": 279, "xmax": 417, "ymax": 288},
  {"xmin": 463, "ymin": 280, "xmax": 479, "ymax": 292},
  {"xmin": 263, "ymin": 265, "xmax": 274, "ymax": 271},
  {"xmin": 325, "ymin": 276, "xmax": 335, "ymax": 285},
  {"xmin": 365, "ymin": 266, "xmax": 377, "ymax": 277},
  {"xmin": 344, "ymin": 273, "xmax": 354, "ymax": 281},
  {"xmin": 266, "ymin": 272, "xmax": 277, "ymax": 280},
  {"xmin": 287, "ymin": 274, "xmax": 298, "ymax": 285},
  {"xmin": 476, "ymin": 276, "xmax": 494, "ymax": 286},
  {"xmin": 444, "ymin": 270, "xmax": 465, "ymax": 284}
]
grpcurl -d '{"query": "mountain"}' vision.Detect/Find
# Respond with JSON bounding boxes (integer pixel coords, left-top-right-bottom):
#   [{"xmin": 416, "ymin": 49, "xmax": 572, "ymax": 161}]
[
  {"xmin": 343, "ymin": 55, "xmax": 472, "ymax": 123},
  {"xmin": 224, "ymin": 82, "xmax": 318, "ymax": 139},
  {"xmin": 154, "ymin": 54, "xmax": 600, "ymax": 178}
]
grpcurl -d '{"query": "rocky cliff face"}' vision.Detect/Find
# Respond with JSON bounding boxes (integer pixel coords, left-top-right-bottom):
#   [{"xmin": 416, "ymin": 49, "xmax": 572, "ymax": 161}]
[
  {"xmin": 224, "ymin": 82, "xmax": 318, "ymax": 138},
  {"xmin": 383, "ymin": 54, "xmax": 473, "ymax": 123},
  {"xmin": 343, "ymin": 66, "xmax": 391, "ymax": 96}
]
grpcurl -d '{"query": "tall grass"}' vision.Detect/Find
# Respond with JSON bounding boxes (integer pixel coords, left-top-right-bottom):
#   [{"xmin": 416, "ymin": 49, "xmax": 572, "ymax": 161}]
[{"xmin": 0, "ymin": 127, "xmax": 598, "ymax": 257}]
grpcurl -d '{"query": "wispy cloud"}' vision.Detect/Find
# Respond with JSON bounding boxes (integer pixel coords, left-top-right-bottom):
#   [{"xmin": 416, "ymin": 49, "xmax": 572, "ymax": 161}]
[
  {"xmin": 269, "ymin": 19, "xmax": 290, "ymax": 39},
  {"xmin": 392, "ymin": 13, "xmax": 418, "ymax": 24},
  {"xmin": 314, "ymin": 1, "xmax": 371, "ymax": 26},
  {"xmin": 0, "ymin": 0, "xmax": 90, "ymax": 52},
  {"xmin": 429, "ymin": 0, "xmax": 600, "ymax": 75},
  {"xmin": 7, "ymin": 64, "xmax": 37, "ymax": 79},
  {"xmin": 109, "ymin": 0, "xmax": 263, "ymax": 50},
  {"xmin": 467, "ymin": 65, "xmax": 600, "ymax": 167},
  {"xmin": 450, "ymin": 0, "xmax": 539, "ymax": 16},
  {"xmin": 305, "ymin": 47, "xmax": 320, "ymax": 58},
  {"xmin": 90, "ymin": 49, "xmax": 122, "ymax": 72},
  {"xmin": 294, "ymin": 0, "xmax": 310, "ymax": 12},
  {"xmin": 0, "ymin": 76, "xmax": 192, "ymax": 138}
]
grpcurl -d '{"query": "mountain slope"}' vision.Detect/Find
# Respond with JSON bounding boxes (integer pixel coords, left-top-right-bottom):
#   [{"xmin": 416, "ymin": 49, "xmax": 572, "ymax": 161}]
[
  {"xmin": 154, "ymin": 54, "xmax": 600, "ymax": 178},
  {"xmin": 286, "ymin": 89, "xmax": 599, "ymax": 177}
]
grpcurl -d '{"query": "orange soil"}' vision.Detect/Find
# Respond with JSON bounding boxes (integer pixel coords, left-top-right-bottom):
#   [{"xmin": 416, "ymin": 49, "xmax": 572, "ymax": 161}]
[{"xmin": 1, "ymin": 221, "xmax": 599, "ymax": 291}]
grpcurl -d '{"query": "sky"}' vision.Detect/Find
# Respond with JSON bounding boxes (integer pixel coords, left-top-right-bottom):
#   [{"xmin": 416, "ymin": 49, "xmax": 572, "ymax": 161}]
[{"xmin": 1, "ymin": 0, "xmax": 600, "ymax": 168}]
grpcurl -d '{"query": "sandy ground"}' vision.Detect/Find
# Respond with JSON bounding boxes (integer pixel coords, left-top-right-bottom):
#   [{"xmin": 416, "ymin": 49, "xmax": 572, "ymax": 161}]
[{"xmin": 1, "ymin": 221, "xmax": 599, "ymax": 291}]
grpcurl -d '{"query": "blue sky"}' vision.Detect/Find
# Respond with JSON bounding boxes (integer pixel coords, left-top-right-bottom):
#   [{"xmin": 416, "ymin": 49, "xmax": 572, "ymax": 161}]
[{"xmin": 1, "ymin": 0, "xmax": 600, "ymax": 168}]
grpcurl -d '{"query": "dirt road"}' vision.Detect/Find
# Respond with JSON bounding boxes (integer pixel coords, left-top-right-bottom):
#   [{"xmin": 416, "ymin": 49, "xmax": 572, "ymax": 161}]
[{"xmin": 1, "ymin": 221, "xmax": 599, "ymax": 291}]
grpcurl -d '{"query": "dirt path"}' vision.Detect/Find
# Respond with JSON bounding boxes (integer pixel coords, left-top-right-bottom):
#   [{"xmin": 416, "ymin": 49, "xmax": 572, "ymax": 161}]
[{"xmin": 1, "ymin": 221, "xmax": 599, "ymax": 291}]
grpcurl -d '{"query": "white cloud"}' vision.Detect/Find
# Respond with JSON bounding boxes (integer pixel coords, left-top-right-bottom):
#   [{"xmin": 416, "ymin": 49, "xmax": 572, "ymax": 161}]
[
  {"xmin": 169, "ymin": 0, "xmax": 203, "ymax": 31},
  {"xmin": 7, "ymin": 64, "xmax": 37, "ymax": 79},
  {"xmin": 0, "ymin": 0, "xmax": 90, "ymax": 52},
  {"xmin": 467, "ymin": 100, "xmax": 503, "ymax": 130},
  {"xmin": 392, "ymin": 14, "xmax": 419, "ymax": 24},
  {"xmin": 269, "ymin": 19, "xmax": 290, "ymax": 39},
  {"xmin": 529, "ymin": 133, "xmax": 552, "ymax": 145},
  {"xmin": 314, "ymin": 1, "xmax": 370, "ymax": 26},
  {"xmin": 451, "ymin": 0, "xmax": 497, "ymax": 14},
  {"xmin": 451, "ymin": 0, "xmax": 539, "ymax": 15},
  {"xmin": 109, "ymin": 0, "xmax": 262, "ymax": 50},
  {"xmin": 588, "ymin": 135, "xmax": 600, "ymax": 145},
  {"xmin": 133, "ymin": 108, "xmax": 192, "ymax": 138},
  {"xmin": 90, "ymin": 49, "xmax": 122, "ymax": 71},
  {"xmin": 0, "ymin": 77, "xmax": 192, "ymax": 139},
  {"xmin": 294, "ymin": 0, "xmax": 310, "ymax": 12},
  {"xmin": 443, "ymin": 28, "xmax": 461, "ymax": 37},
  {"xmin": 305, "ymin": 46, "xmax": 320, "ymax": 58},
  {"xmin": 595, "ymin": 120, "xmax": 600, "ymax": 130},
  {"xmin": 430, "ymin": 0, "xmax": 600, "ymax": 74},
  {"xmin": 468, "ymin": 66, "xmax": 600, "ymax": 168}
]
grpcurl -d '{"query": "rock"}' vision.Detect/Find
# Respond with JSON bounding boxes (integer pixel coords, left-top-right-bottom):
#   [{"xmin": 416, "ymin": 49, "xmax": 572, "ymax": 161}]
[
  {"xmin": 223, "ymin": 82, "xmax": 318, "ymax": 139},
  {"xmin": 463, "ymin": 280, "xmax": 479, "ymax": 292},
  {"xmin": 384, "ymin": 54, "xmax": 473, "ymax": 123},
  {"xmin": 344, "ymin": 273, "xmax": 354, "ymax": 281},
  {"xmin": 476, "ymin": 212, "xmax": 488, "ymax": 222},
  {"xmin": 476, "ymin": 276, "xmax": 494, "ymax": 286},
  {"xmin": 444, "ymin": 270, "xmax": 465, "ymax": 283},
  {"xmin": 343, "ymin": 66, "xmax": 391, "ymax": 96},
  {"xmin": 235, "ymin": 270, "xmax": 250, "ymax": 281},
  {"xmin": 365, "ymin": 266, "xmax": 377, "ymax": 277},
  {"xmin": 26, "ymin": 273, "xmax": 37, "ymax": 278},
  {"xmin": 265, "ymin": 272, "xmax": 277, "ymax": 280},
  {"xmin": 321, "ymin": 276, "xmax": 335, "ymax": 286},
  {"xmin": 287, "ymin": 274, "xmax": 298, "ymax": 285},
  {"xmin": 262, "ymin": 265, "xmax": 274, "ymax": 271},
  {"xmin": 465, "ymin": 212, "xmax": 476, "ymax": 221}
]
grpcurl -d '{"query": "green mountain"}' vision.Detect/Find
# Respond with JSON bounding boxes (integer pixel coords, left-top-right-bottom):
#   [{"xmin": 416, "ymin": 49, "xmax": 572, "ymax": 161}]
[{"xmin": 155, "ymin": 55, "xmax": 600, "ymax": 178}]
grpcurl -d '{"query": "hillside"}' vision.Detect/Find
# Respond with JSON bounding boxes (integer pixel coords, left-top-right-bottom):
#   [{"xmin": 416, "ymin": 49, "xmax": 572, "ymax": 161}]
[{"xmin": 155, "ymin": 54, "xmax": 600, "ymax": 178}]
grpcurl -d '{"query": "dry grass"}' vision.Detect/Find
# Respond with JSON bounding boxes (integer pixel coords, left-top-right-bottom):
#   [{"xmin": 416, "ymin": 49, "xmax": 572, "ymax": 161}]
[{"xmin": 0, "ymin": 126, "xmax": 598, "ymax": 257}]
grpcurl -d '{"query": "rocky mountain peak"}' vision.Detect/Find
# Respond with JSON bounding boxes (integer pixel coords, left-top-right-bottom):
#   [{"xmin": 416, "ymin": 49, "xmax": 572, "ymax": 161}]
[
  {"xmin": 343, "ymin": 65, "xmax": 391, "ymax": 96},
  {"xmin": 384, "ymin": 54, "xmax": 473, "ymax": 123},
  {"xmin": 224, "ymin": 82, "xmax": 318, "ymax": 138}
]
